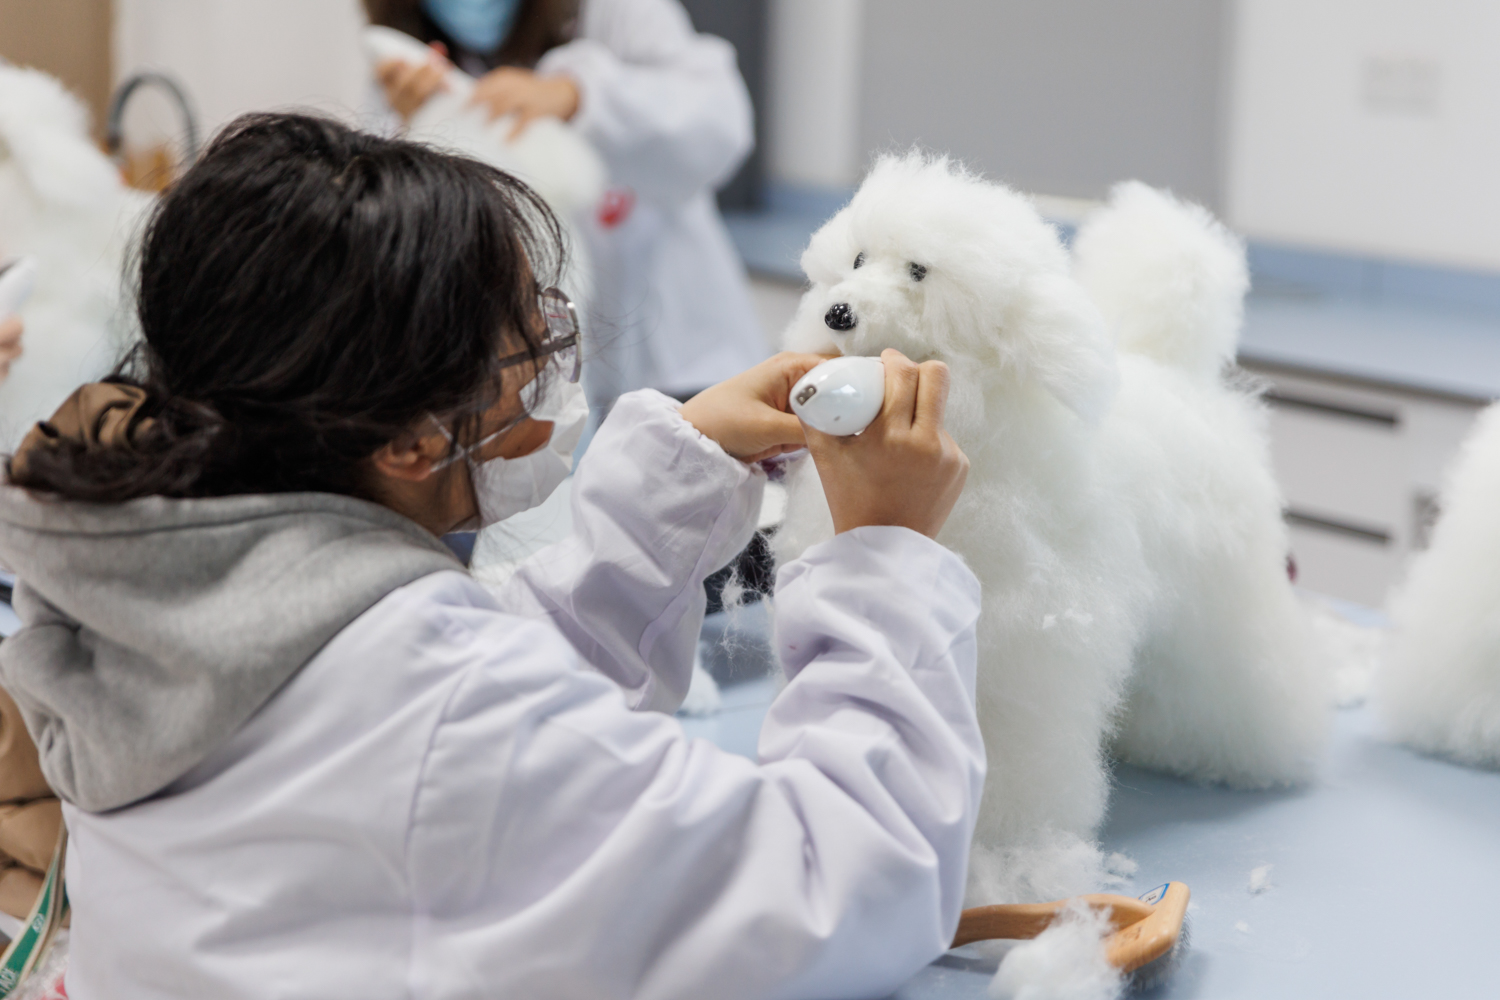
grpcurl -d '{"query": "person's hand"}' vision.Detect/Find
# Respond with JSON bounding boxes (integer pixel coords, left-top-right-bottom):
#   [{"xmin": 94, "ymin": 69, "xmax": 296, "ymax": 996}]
[
  {"xmin": 469, "ymin": 67, "xmax": 580, "ymax": 138},
  {"xmin": 0, "ymin": 317, "xmax": 22, "ymax": 382},
  {"xmin": 804, "ymin": 349, "xmax": 969, "ymax": 540},
  {"xmin": 679, "ymin": 352, "xmax": 829, "ymax": 463},
  {"xmin": 376, "ymin": 44, "xmax": 450, "ymax": 122}
]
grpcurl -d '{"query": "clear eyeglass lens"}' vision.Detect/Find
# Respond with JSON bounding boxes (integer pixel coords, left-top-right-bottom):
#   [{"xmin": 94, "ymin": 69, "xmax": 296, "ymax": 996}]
[{"xmin": 537, "ymin": 288, "xmax": 581, "ymax": 382}]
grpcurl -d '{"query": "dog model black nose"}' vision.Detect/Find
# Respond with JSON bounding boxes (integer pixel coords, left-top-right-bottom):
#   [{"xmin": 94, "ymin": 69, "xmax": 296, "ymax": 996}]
[{"xmin": 824, "ymin": 302, "xmax": 856, "ymax": 332}]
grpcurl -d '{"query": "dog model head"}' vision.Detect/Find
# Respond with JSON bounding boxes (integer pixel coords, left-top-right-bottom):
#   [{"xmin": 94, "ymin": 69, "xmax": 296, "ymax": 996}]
[{"xmin": 783, "ymin": 153, "xmax": 1118, "ymax": 437}]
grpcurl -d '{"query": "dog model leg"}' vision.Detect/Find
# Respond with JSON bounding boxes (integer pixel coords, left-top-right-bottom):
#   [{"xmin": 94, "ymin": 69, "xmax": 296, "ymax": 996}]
[
  {"xmin": 1113, "ymin": 537, "xmax": 1329, "ymax": 788},
  {"xmin": 964, "ymin": 566, "xmax": 1142, "ymax": 904},
  {"xmin": 770, "ymin": 457, "xmax": 835, "ymax": 565}
]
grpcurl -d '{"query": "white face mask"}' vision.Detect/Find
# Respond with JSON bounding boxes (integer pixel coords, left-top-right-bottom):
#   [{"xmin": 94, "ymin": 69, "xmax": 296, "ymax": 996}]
[{"xmin": 433, "ymin": 377, "xmax": 589, "ymax": 531}]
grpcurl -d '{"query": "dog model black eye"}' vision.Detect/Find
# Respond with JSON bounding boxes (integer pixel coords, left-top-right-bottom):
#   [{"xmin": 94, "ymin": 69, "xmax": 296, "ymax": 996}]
[
  {"xmin": 853, "ymin": 252, "xmax": 865, "ymax": 269},
  {"xmin": 909, "ymin": 263, "xmax": 928, "ymax": 282}
]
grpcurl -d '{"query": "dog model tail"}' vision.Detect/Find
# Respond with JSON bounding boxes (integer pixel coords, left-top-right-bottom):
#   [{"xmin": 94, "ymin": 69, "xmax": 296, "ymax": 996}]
[{"xmin": 1070, "ymin": 182, "xmax": 1248, "ymax": 382}]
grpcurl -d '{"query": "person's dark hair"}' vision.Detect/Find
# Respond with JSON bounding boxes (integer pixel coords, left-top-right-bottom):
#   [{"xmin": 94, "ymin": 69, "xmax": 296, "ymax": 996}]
[
  {"xmin": 363, "ymin": 0, "xmax": 580, "ymax": 70},
  {"xmin": 9, "ymin": 111, "xmax": 566, "ymax": 502}
]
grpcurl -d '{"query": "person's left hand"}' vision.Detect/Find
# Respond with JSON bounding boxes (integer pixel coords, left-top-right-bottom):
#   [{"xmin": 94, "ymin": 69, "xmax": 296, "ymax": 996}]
[
  {"xmin": 680, "ymin": 352, "xmax": 833, "ymax": 463},
  {"xmin": 0, "ymin": 317, "xmax": 22, "ymax": 382},
  {"xmin": 469, "ymin": 67, "xmax": 580, "ymax": 138}
]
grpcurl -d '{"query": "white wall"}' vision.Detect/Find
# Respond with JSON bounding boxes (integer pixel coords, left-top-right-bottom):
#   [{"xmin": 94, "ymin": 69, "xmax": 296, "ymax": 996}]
[
  {"xmin": 113, "ymin": 0, "xmax": 370, "ymax": 144},
  {"xmin": 1228, "ymin": 0, "xmax": 1500, "ymax": 271},
  {"xmin": 764, "ymin": 0, "xmax": 864, "ymax": 190}
]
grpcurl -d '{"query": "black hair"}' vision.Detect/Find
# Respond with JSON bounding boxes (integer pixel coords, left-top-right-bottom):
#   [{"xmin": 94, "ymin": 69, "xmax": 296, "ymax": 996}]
[
  {"xmin": 363, "ymin": 0, "xmax": 579, "ymax": 69},
  {"xmin": 9, "ymin": 111, "xmax": 566, "ymax": 502}
]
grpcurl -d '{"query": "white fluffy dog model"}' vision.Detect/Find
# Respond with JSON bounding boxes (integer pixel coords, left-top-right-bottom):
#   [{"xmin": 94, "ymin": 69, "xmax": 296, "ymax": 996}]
[
  {"xmin": 0, "ymin": 64, "xmax": 153, "ymax": 451},
  {"xmin": 776, "ymin": 154, "xmax": 1330, "ymax": 903},
  {"xmin": 1378, "ymin": 405, "xmax": 1500, "ymax": 767}
]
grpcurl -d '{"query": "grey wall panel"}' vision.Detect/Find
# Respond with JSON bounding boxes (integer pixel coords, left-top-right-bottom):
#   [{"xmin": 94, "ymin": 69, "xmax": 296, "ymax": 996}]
[
  {"xmin": 680, "ymin": 0, "xmax": 769, "ymax": 209},
  {"xmin": 857, "ymin": 0, "xmax": 1229, "ymax": 207}
]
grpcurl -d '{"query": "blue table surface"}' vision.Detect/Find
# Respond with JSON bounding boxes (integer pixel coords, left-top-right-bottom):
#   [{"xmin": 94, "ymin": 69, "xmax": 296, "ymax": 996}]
[
  {"xmin": 1240, "ymin": 295, "xmax": 1500, "ymax": 402},
  {"xmin": 684, "ymin": 671, "xmax": 1500, "ymax": 999}
]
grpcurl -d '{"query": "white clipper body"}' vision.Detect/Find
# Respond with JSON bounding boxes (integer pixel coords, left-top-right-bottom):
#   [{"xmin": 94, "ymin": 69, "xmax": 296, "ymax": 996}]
[
  {"xmin": 790, "ymin": 356, "xmax": 886, "ymax": 436},
  {"xmin": 0, "ymin": 257, "xmax": 39, "ymax": 319}
]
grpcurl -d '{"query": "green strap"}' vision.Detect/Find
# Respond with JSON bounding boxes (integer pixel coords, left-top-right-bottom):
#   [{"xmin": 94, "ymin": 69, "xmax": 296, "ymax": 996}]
[{"xmin": 0, "ymin": 827, "xmax": 68, "ymax": 997}]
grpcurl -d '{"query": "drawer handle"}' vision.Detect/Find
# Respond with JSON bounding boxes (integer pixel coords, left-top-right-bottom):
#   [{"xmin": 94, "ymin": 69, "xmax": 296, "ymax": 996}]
[
  {"xmin": 1285, "ymin": 508, "xmax": 1392, "ymax": 545},
  {"xmin": 1265, "ymin": 391, "xmax": 1399, "ymax": 428}
]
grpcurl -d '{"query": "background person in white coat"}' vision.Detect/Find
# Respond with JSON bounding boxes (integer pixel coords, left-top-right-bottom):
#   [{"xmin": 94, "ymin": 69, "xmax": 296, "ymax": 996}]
[
  {"xmin": 368, "ymin": 0, "xmax": 770, "ymax": 420},
  {"xmin": 0, "ymin": 115, "xmax": 981, "ymax": 999}
]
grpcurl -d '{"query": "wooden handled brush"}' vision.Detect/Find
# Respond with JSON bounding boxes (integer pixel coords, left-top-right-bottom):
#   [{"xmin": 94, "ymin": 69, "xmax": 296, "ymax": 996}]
[{"xmin": 954, "ymin": 881, "xmax": 1191, "ymax": 985}]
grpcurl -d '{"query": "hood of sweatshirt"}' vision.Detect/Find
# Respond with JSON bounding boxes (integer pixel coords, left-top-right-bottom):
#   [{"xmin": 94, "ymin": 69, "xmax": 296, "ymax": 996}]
[{"xmin": 0, "ymin": 484, "xmax": 460, "ymax": 813}]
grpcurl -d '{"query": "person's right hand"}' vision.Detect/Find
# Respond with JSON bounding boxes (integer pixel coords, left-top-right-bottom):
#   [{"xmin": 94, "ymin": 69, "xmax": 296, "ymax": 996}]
[
  {"xmin": 803, "ymin": 349, "xmax": 969, "ymax": 540},
  {"xmin": 376, "ymin": 44, "xmax": 450, "ymax": 122},
  {"xmin": 0, "ymin": 317, "xmax": 22, "ymax": 382}
]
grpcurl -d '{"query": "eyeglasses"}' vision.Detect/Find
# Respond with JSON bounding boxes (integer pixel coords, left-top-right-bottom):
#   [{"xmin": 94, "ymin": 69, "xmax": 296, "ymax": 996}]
[{"xmin": 497, "ymin": 286, "xmax": 581, "ymax": 384}]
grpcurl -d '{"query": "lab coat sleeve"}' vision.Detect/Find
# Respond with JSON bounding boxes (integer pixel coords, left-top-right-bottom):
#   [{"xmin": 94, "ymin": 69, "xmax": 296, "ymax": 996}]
[
  {"xmin": 407, "ymin": 526, "xmax": 985, "ymax": 1000},
  {"xmin": 495, "ymin": 388, "xmax": 764, "ymax": 713},
  {"xmin": 536, "ymin": 0, "xmax": 754, "ymax": 205}
]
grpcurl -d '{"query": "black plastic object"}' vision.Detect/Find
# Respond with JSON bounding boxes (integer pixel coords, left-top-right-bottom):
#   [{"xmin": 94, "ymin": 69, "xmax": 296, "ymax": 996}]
[{"xmin": 705, "ymin": 529, "xmax": 776, "ymax": 615}]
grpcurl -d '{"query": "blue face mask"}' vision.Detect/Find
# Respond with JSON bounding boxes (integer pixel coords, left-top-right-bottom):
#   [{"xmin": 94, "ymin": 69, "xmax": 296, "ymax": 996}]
[{"xmin": 421, "ymin": 0, "xmax": 521, "ymax": 55}]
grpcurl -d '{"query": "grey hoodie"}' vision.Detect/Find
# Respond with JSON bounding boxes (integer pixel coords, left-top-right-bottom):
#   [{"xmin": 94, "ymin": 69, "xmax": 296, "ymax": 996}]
[{"xmin": 0, "ymin": 486, "xmax": 460, "ymax": 813}]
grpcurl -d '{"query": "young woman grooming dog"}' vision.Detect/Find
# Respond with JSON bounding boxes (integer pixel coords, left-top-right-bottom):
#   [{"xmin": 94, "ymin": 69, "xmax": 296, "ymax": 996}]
[{"xmin": 0, "ymin": 113, "xmax": 978, "ymax": 999}]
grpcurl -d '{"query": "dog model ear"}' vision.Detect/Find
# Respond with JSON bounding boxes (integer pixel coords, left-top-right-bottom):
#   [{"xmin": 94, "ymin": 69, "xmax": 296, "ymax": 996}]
[{"xmin": 1024, "ymin": 273, "xmax": 1120, "ymax": 425}]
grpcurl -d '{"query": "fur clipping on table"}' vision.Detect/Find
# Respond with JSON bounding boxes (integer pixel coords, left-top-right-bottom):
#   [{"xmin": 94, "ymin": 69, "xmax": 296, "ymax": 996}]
[{"xmin": 987, "ymin": 899, "xmax": 1123, "ymax": 1000}]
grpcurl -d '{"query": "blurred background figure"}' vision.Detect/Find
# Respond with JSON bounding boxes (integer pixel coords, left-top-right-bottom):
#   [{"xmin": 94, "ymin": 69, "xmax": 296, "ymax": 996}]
[{"xmin": 365, "ymin": 0, "xmax": 771, "ymax": 423}]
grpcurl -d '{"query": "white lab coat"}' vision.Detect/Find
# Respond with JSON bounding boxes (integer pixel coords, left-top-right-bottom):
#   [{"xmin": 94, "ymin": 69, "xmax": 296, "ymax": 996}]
[
  {"xmin": 58, "ymin": 391, "xmax": 984, "ymax": 1000},
  {"xmin": 539, "ymin": 0, "xmax": 771, "ymax": 401}
]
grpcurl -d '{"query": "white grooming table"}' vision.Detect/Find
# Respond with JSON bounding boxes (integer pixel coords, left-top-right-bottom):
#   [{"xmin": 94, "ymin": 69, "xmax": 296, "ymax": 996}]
[{"xmin": 684, "ymin": 675, "xmax": 1500, "ymax": 999}]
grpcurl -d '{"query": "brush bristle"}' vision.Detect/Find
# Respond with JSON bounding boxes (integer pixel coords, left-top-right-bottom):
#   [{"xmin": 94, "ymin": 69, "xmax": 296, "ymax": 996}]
[{"xmin": 1126, "ymin": 915, "xmax": 1189, "ymax": 993}]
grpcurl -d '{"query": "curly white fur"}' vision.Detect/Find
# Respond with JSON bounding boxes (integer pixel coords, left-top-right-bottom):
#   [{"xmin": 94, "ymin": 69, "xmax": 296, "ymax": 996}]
[
  {"xmin": 777, "ymin": 154, "xmax": 1330, "ymax": 902},
  {"xmin": 0, "ymin": 64, "xmax": 153, "ymax": 450},
  {"xmin": 1378, "ymin": 403, "xmax": 1500, "ymax": 766}
]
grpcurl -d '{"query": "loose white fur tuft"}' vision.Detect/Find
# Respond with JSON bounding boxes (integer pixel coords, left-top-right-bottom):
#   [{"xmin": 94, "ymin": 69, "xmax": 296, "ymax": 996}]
[
  {"xmin": 778, "ymin": 152, "xmax": 1330, "ymax": 903},
  {"xmin": 677, "ymin": 650, "xmax": 723, "ymax": 717},
  {"xmin": 1378, "ymin": 403, "xmax": 1500, "ymax": 766},
  {"xmin": 987, "ymin": 899, "xmax": 1123, "ymax": 1000},
  {"xmin": 0, "ymin": 64, "xmax": 153, "ymax": 450}
]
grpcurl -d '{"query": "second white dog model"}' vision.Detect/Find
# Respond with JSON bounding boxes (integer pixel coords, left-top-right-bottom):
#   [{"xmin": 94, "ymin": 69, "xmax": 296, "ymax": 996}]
[
  {"xmin": 363, "ymin": 27, "xmax": 605, "ymax": 223},
  {"xmin": 776, "ymin": 153, "xmax": 1330, "ymax": 904},
  {"xmin": 1377, "ymin": 404, "xmax": 1500, "ymax": 768}
]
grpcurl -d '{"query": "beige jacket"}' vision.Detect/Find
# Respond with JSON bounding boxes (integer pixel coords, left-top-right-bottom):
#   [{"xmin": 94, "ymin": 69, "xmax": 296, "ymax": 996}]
[{"xmin": 0, "ymin": 684, "xmax": 59, "ymax": 922}]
